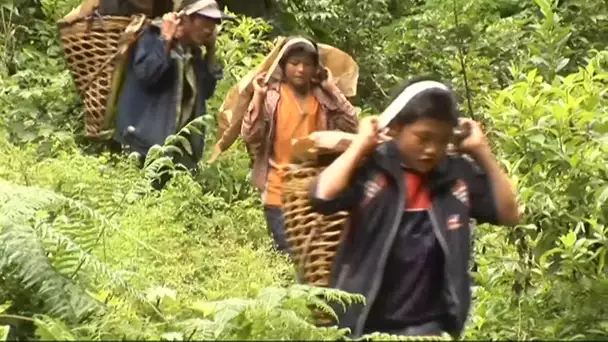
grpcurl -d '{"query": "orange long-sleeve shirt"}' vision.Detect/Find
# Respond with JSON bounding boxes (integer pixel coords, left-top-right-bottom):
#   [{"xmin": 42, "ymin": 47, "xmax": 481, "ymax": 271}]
[{"xmin": 263, "ymin": 85, "xmax": 320, "ymax": 206}]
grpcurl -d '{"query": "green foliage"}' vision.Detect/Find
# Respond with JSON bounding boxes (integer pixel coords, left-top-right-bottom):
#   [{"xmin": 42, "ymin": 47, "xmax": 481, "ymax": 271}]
[
  {"xmin": 0, "ymin": 0, "xmax": 607, "ymax": 340},
  {"xmin": 0, "ymin": 0, "xmax": 82, "ymax": 145},
  {"xmin": 465, "ymin": 51, "xmax": 608, "ymax": 340},
  {"xmin": 0, "ymin": 304, "xmax": 9, "ymax": 341},
  {"xmin": 0, "ymin": 326, "xmax": 8, "ymax": 341},
  {"xmin": 276, "ymin": 0, "xmax": 395, "ymax": 109},
  {"xmin": 488, "ymin": 51, "xmax": 607, "ymax": 258},
  {"xmin": 357, "ymin": 332, "xmax": 452, "ymax": 341},
  {"xmin": 0, "ymin": 130, "xmax": 364, "ymax": 340}
]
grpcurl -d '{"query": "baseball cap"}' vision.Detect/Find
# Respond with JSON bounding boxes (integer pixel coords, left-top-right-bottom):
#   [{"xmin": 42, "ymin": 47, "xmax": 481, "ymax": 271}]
[{"xmin": 181, "ymin": 0, "xmax": 234, "ymax": 21}]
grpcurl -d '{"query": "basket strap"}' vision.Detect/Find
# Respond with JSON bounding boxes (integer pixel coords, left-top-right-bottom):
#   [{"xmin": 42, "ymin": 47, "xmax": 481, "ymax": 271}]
[{"xmin": 81, "ymin": 14, "xmax": 148, "ymax": 92}]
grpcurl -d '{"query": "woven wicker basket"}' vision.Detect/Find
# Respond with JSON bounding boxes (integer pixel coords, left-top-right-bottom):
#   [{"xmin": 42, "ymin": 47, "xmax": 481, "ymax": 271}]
[
  {"xmin": 282, "ymin": 132, "xmax": 355, "ymax": 286},
  {"xmin": 282, "ymin": 161, "xmax": 350, "ymax": 287},
  {"xmin": 58, "ymin": 15, "xmax": 145, "ymax": 139},
  {"xmin": 282, "ymin": 158, "xmax": 350, "ymax": 325}
]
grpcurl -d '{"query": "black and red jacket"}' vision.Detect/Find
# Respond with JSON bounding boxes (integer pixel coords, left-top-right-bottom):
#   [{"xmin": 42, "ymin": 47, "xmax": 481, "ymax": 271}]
[{"xmin": 309, "ymin": 141, "xmax": 500, "ymax": 338}]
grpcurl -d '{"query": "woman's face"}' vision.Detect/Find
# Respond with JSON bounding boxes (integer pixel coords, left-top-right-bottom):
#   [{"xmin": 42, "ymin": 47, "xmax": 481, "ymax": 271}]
[{"xmin": 283, "ymin": 51, "xmax": 317, "ymax": 90}]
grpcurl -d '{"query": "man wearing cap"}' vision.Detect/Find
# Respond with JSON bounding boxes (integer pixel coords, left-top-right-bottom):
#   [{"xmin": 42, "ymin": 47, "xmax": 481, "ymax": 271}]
[{"xmin": 114, "ymin": 0, "xmax": 232, "ymax": 188}]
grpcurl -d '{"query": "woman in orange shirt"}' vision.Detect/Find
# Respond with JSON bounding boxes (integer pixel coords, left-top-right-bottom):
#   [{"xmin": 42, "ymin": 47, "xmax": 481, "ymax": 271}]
[{"xmin": 241, "ymin": 37, "xmax": 358, "ymax": 255}]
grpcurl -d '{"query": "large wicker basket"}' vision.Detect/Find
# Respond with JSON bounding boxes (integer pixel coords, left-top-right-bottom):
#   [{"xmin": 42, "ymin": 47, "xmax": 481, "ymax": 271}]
[
  {"xmin": 281, "ymin": 132, "xmax": 356, "ymax": 325},
  {"xmin": 282, "ymin": 158, "xmax": 349, "ymax": 326},
  {"xmin": 58, "ymin": 14, "xmax": 146, "ymax": 139},
  {"xmin": 282, "ymin": 160, "xmax": 350, "ymax": 287}
]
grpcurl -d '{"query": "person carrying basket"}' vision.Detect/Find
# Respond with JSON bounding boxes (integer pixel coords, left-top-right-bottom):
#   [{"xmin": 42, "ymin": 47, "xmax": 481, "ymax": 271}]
[
  {"xmin": 241, "ymin": 36, "xmax": 359, "ymax": 255},
  {"xmin": 113, "ymin": 0, "xmax": 232, "ymax": 188},
  {"xmin": 309, "ymin": 76, "xmax": 521, "ymax": 338}
]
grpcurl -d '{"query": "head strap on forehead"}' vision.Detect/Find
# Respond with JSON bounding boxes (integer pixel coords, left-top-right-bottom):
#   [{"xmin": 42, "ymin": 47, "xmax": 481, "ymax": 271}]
[
  {"xmin": 264, "ymin": 37, "xmax": 318, "ymax": 84},
  {"xmin": 282, "ymin": 37, "xmax": 316, "ymax": 51},
  {"xmin": 378, "ymin": 80, "xmax": 450, "ymax": 128}
]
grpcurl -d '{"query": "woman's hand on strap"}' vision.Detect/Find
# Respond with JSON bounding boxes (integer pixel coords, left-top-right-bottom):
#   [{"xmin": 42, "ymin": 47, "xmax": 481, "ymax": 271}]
[{"xmin": 253, "ymin": 72, "xmax": 268, "ymax": 96}]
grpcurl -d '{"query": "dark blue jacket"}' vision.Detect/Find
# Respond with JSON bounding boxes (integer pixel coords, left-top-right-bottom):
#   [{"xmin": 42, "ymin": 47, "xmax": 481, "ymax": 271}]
[
  {"xmin": 309, "ymin": 142, "xmax": 500, "ymax": 338},
  {"xmin": 114, "ymin": 25, "xmax": 222, "ymax": 169}
]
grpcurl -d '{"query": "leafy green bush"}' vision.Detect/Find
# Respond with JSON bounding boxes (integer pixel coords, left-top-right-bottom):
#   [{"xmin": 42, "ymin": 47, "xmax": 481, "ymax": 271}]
[
  {"xmin": 466, "ymin": 50, "xmax": 608, "ymax": 340},
  {"xmin": 0, "ymin": 0, "xmax": 607, "ymax": 340},
  {"xmin": 0, "ymin": 3, "xmax": 375, "ymax": 340}
]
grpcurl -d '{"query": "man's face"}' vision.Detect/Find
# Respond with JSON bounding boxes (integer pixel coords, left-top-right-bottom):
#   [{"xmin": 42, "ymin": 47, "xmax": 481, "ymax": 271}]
[
  {"xmin": 283, "ymin": 52, "xmax": 317, "ymax": 89},
  {"xmin": 183, "ymin": 15, "xmax": 217, "ymax": 46},
  {"xmin": 394, "ymin": 117, "xmax": 454, "ymax": 173}
]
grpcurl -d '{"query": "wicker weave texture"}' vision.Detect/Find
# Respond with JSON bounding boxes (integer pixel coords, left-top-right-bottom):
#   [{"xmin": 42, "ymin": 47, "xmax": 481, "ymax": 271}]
[
  {"xmin": 59, "ymin": 16, "xmax": 133, "ymax": 139},
  {"xmin": 282, "ymin": 163, "xmax": 349, "ymax": 287}
]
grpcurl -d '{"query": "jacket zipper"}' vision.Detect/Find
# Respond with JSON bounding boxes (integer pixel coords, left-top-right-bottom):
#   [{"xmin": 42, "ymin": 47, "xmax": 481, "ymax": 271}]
[
  {"xmin": 353, "ymin": 190, "xmax": 405, "ymax": 337},
  {"xmin": 428, "ymin": 204, "xmax": 460, "ymax": 312}
]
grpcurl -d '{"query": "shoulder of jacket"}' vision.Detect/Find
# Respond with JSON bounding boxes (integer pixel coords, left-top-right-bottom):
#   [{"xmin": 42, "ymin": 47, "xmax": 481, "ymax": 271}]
[
  {"xmin": 267, "ymin": 86, "xmax": 280, "ymax": 95},
  {"xmin": 264, "ymin": 87, "xmax": 281, "ymax": 105},
  {"xmin": 143, "ymin": 23, "xmax": 161, "ymax": 35},
  {"xmin": 449, "ymin": 153, "xmax": 483, "ymax": 175},
  {"xmin": 312, "ymin": 86, "xmax": 340, "ymax": 110},
  {"xmin": 136, "ymin": 26, "xmax": 162, "ymax": 47}
]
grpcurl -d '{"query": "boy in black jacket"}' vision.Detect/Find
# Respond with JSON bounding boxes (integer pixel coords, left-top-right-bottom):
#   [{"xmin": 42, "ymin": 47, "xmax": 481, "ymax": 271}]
[{"xmin": 309, "ymin": 77, "xmax": 520, "ymax": 338}]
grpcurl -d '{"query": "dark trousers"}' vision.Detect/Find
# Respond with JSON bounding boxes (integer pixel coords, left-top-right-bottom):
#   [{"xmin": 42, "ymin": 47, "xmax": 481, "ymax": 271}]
[
  {"xmin": 264, "ymin": 206, "xmax": 309, "ymax": 284},
  {"xmin": 374, "ymin": 320, "xmax": 444, "ymax": 337},
  {"xmin": 263, "ymin": 206, "xmax": 292, "ymax": 255}
]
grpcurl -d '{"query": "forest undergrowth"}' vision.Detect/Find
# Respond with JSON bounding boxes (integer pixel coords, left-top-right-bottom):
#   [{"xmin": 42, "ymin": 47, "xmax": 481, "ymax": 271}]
[{"xmin": 0, "ymin": 0, "xmax": 607, "ymax": 340}]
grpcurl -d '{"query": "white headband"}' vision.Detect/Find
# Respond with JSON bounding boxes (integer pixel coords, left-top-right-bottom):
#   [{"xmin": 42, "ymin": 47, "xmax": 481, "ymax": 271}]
[{"xmin": 378, "ymin": 80, "xmax": 450, "ymax": 128}]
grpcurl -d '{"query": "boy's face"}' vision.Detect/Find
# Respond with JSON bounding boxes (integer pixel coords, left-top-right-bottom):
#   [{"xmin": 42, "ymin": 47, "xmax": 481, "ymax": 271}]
[
  {"xmin": 394, "ymin": 117, "xmax": 454, "ymax": 173},
  {"xmin": 283, "ymin": 52, "xmax": 317, "ymax": 89}
]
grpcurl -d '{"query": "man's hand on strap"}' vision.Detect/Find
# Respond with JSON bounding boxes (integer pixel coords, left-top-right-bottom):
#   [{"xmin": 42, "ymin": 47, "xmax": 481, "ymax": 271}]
[{"xmin": 161, "ymin": 12, "xmax": 183, "ymax": 42}]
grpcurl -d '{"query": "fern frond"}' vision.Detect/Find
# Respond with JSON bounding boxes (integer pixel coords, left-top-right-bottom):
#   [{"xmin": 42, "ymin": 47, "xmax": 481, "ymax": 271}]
[
  {"xmin": 273, "ymin": 307, "xmax": 319, "ymax": 329},
  {"xmin": 256, "ymin": 286, "xmax": 289, "ymax": 309},
  {"xmin": 307, "ymin": 296, "xmax": 339, "ymax": 321},
  {"xmin": 289, "ymin": 284, "xmax": 366, "ymax": 313},
  {"xmin": 0, "ymin": 325, "xmax": 9, "ymax": 341},
  {"xmin": 33, "ymin": 315, "xmax": 77, "ymax": 341},
  {"xmin": 174, "ymin": 318, "xmax": 216, "ymax": 340},
  {"xmin": 0, "ymin": 181, "xmax": 157, "ymax": 322},
  {"xmin": 0, "ymin": 222, "xmax": 102, "ymax": 322},
  {"xmin": 56, "ymin": 193, "xmax": 165, "ymax": 257},
  {"xmin": 207, "ymin": 298, "xmax": 253, "ymax": 324},
  {"xmin": 36, "ymin": 221, "xmax": 146, "ymax": 305},
  {"xmin": 2, "ymin": 180, "xmax": 163, "ymax": 258}
]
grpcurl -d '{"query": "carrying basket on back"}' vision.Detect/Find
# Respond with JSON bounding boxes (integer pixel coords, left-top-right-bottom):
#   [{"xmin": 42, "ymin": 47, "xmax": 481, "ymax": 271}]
[
  {"xmin": 57, "ymin": 0, "xmax": 164, "ymax": 139},
  {"xmin": 282, "ymin": 162, "xmax": 350, "ymax": 287},
  {"xmin": 282, "ymin": 132, "xmax": 356, "ymax": 324},
  {"xmin": 58, "ymin": 15, "xmax": 143, "ymax": 139}
]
